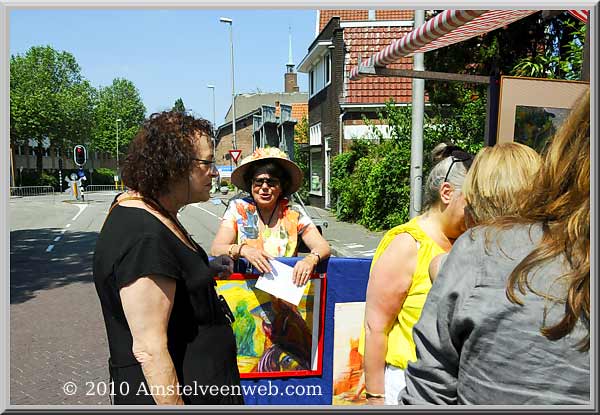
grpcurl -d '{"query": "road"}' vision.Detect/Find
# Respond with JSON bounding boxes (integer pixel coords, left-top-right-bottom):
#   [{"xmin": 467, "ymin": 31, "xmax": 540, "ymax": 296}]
[
  {"xmin": 9, "ymin": 191, "xmax": 381, "ymax": 405},
  {"xmin": 9, "ymin": 192, "xmax": 238, "ymax": 405}
]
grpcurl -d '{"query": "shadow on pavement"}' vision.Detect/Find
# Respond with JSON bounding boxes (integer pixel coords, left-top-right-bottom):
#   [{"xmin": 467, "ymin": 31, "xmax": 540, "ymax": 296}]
[{"xmin": 10, "ymin": 228, "xmax": 99, "ymax": 304}]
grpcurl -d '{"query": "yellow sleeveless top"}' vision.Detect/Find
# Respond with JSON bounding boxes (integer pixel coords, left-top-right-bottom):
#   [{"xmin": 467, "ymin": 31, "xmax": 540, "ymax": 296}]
[{"xmin": 359, "ymin": 216, "xmax": 446, "ymax": 369}]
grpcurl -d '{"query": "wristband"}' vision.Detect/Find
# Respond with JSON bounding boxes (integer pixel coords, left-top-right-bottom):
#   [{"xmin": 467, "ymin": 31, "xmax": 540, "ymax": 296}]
[
  {"xmin": 237, "ymin": 241, "xmax": 247, "ymax": 258},
  {"xmin": 310, "ymin": 251, "xmax": 321, "ymax": 263},
  {"xmin": 228, "ymin": 244, "xmax": 238, "ymax": 258},
  {"xmin": 365, "ymin": 392, "xmax": 385, "ymax": 399}
]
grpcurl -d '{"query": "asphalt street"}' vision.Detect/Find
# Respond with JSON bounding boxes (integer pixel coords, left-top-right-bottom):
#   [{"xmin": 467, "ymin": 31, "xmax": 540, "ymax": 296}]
[{"xmin": 9, "ymin": 191, "xmax": 382, "ymax": 405}]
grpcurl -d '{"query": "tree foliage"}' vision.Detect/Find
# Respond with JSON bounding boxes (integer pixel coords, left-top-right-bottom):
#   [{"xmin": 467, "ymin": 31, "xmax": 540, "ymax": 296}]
[
  {"xmin": 10, "ymin": 45, "xmax": 95, "ymax": 172},
  {"xmin": 330, "ymin": 98, "xmax": 485, "ymax": 231},
  {"xmin": 511, "ymin": 19, "xmax": 586, "ymax": 80},
  {"xmin": 92, "ymin": 78, "xmax": 146, "ymax": 156},
  {"xmin": 423, "ymin": 11, "xmax": 585, "ymax": 104},
  {"xmin": 293, "ymin": 115, "xmax": 310, "ymax": 202},
  {"xmin": 172, "ymin": 97, "xmax": 186, "ymax": 113}
]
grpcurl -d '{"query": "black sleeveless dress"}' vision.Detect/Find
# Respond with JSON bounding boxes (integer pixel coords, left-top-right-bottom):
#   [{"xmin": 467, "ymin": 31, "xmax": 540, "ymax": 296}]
[{"xmin": 93, "ymin": 203, "xmax": 243, "ymax": 405}]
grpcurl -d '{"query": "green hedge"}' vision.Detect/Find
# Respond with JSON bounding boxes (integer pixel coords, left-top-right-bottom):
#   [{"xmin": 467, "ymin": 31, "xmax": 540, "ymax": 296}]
[{"xmin": 330, "ymin": 94, "xmax": 485, "ymax": 231}]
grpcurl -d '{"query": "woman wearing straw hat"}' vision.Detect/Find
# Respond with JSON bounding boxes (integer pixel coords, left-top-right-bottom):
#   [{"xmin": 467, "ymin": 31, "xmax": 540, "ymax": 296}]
[{"xmin": 211, "ymin": 147, "xmax": 330, "ymax": 286}]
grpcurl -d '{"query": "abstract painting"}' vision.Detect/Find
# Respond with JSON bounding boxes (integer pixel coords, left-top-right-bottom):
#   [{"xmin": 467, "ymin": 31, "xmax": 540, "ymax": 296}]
[
  {"xmin": 332, "ymin": 302, "xmax": 367, "ymax": 405},
  {"xmin": 215, "ymin": 274, "xmax": 325, "ymax": 378}
]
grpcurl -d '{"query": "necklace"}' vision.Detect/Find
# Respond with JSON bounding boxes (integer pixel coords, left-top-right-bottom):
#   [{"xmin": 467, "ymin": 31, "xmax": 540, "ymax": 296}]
[
  {"xmin": 257, "ymin": 204, "xmax": 278, "ymax": 229},
  {"xmin": 145, "ymin": 196, "xmax": 200, "ymax": 252}
]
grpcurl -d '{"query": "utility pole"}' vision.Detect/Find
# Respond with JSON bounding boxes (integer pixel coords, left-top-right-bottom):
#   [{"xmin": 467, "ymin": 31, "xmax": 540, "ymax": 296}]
[{"xmin": 409, "ymin": 9, "xmax": 425, "ymax": 218}]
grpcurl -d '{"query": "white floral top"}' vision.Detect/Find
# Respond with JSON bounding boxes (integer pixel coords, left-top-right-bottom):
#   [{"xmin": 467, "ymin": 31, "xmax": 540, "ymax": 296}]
[{"xmin": 221, "ymin": 197, "xmax": 316, "ymax": 257}]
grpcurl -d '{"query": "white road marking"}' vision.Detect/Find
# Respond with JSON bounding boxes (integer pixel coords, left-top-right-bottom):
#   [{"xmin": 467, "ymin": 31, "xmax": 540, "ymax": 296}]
[
  {"xmin": 54, "ymin": 236, "xmax": 61, "ymax": 242},
  {"xmin": 191, "ymin": 203, "xmax": 222, "ymax": 220},
  {"xmin": 66, "ymin": 224, "xmax": 71, "ymax": 228},
  {"xmin": 71, "ymin": 204, "xmax": 88, "ymax": 221},
  {"xmin": 344, "ymin": 243, "xmax": 364, "ymax": 249},
  {"xmin": 46, "ymin": 245, "xmax": 55, "ymax": 252}
]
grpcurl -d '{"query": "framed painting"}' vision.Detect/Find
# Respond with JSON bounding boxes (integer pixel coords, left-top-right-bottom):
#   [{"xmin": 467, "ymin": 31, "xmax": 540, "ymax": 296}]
[
  {"xmin": 332, "ymin": 302, "xmax": 367, "ymax": 405},
  {"xmin": 497, "ymin": 76, "xmax": 589, "ymax": 152},
  {"xmin": 215, "ymin": 272, "xmax": 326, "ymax": 379}
]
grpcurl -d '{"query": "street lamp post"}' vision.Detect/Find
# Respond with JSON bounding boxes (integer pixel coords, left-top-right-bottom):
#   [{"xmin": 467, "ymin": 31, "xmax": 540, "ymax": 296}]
[
  {"xmin": 220, "ymin": 17, "xmax": 237, "ymax": 150},
  {"xmin": 207, "ymin": 84, "xmax": 216, "ymax": 145}
]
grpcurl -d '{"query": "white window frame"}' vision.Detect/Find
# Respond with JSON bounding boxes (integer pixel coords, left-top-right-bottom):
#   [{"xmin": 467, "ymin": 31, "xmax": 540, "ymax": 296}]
[
  {"xmin": 309, "ymin": 122, "xmax": 322, "ymax": 146},
  {"xmin": 325, "ymin": 52, "xmax": 331, "ymax": 86},
  {"xmin": 309, "ymin": 52, "xmax": 332, "ymax": 98}
]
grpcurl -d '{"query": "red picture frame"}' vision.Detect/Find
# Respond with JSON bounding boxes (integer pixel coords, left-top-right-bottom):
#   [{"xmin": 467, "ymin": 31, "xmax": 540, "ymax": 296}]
[{"xmin": 215, "ymin": 272, "xmax": 326, "ymax": 379}]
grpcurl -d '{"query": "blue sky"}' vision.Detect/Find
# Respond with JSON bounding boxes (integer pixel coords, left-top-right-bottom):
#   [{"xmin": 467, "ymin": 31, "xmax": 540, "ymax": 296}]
[{"xmin": 10, "ymin": 8, "xmax": 316, "ymax": 126}]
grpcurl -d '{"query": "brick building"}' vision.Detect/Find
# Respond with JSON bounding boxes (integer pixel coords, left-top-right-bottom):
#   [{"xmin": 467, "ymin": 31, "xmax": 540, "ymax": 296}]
[
  {"xmin": 215, "ymin": 64, "xmax": 308, "ymax": 179},
  {"xmin": 298, "ymin": 9, "xmax": 416, "ymax": 208}
]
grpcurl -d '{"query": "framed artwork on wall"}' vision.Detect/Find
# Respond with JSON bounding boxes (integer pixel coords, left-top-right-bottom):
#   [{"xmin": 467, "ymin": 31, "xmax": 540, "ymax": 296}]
[
  {"xmin": 497, "ymin": 76, "xmax": 589, "ymax": 152},
  {"xmin": 215, "ymin": 273, "xmax": 326, "ymax": 379}
]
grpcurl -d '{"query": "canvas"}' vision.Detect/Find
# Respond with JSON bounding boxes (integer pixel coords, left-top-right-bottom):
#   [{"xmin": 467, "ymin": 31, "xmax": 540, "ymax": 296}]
[
  {"xmin": 215, "ymin": 274, "xmax": 325, "ymax": 379},
  {"xmin": 332, "ymin": 302, "xmax": 367, "ymax": 405}
]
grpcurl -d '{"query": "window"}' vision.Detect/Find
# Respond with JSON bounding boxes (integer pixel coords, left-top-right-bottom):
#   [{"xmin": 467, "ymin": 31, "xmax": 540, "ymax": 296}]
[
  {"xmin": 325, "ymin": 52, "xmax": 331, "ymax": 85},
  {"xmin": 309, "ymin": 123, "xmax": 322, "ymax": 146},
  {"xmin": 310, "ymin": 147, "xmax": 324, "ymax": 196},
  {"xmin": 309, "ymin": 52, "xmax": 332, "ymax": 97}
]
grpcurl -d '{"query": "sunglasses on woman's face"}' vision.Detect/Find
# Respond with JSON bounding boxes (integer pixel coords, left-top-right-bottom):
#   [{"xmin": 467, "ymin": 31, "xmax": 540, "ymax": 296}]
[{"xmin": 252, "ymin": 177, "xmax": 280, "ymax": 188}]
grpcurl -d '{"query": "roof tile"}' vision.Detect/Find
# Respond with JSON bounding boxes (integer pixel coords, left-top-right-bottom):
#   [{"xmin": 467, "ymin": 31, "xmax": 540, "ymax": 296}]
[
  {"xmin": 343, "ymin": 26, "xmax": 420, "ymax": 105},
  {"xmin": 319, "ymin": 9, "xmax": 414, "ymax": 32}
]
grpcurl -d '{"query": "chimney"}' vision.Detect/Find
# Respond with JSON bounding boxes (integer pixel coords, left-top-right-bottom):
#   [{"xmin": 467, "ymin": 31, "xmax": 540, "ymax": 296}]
[{"xmin": 284, "ymin": 26, "xmax": 300, "ymax": 93}]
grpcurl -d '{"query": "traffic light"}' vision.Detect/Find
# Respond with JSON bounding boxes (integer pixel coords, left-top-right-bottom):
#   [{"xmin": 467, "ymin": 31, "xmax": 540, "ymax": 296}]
[{"xmin": 74, "ymin": 145, "xmax": 87, "ymax": 166}]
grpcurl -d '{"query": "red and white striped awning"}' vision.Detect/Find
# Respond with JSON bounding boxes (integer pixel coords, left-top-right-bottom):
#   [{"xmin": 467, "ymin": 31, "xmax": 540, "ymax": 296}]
[
  {"xmin": 568, "ymin": 10, "xmax": 589, "ymax": 23},
  {"xmin": 349, "ymin": 10, "xmax": 538, "ymax": 80}
]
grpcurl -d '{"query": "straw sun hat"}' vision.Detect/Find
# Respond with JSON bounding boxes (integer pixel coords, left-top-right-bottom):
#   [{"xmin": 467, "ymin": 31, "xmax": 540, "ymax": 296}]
[{"xmin": 230, "ymin": 147, "xmax": 304, "ymax": 195}]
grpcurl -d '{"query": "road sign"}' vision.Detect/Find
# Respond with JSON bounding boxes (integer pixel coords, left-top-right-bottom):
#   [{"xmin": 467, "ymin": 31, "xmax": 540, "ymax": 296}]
[{"xmin": 229, "ymin": 149, "xmax": 242, "ymax": 163}]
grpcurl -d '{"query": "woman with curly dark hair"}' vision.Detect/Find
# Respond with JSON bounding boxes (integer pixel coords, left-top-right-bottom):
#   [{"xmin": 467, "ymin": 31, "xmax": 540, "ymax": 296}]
[{"xmin": 93, "ymin": 111, "xmax": 243, "ymax": 405}]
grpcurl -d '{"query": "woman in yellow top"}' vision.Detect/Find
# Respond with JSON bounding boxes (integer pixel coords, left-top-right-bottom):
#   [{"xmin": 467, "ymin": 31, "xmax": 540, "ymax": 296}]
[{"xmin": 361, "ymin": 144, "xmax": 473, "ymax": 405}]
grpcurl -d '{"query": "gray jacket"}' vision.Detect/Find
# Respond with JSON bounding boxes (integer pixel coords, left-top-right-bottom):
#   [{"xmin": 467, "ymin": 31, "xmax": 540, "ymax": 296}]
[{"xmin": 399, "ymin": 224, "xmax": 590, "ymax": 405}]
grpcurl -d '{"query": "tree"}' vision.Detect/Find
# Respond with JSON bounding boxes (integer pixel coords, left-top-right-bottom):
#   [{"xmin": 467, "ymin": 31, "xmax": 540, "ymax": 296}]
[
  {"xmin": 10, "ymin": 45, "xmax": 95, "ymax": 173},
  {"xmin": 92, "ymin": 78, "xmax": 146, "ymax": 159},
  {"xmin": 293, "ymin": 115, "xmax": 310, "ymax": 201},
  {"xmin": 423, "ymin": 11, "xmax": 585, "ymax": 104},
  {"xmin": 172, "ymin": 98, "xmax": 186, "ymax": 113}
]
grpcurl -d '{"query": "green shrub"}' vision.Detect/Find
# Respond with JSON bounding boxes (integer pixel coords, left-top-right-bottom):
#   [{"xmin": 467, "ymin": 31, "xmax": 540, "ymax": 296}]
[
  {"xmin": 330, "ymin": 95, "xmax": 485, "ymax": 232},
  {"xmin": 39, "ymin": 172, "xmax": 58, "ymax": 189},
  {"xmin": 91, "ymin": 168, "xmax": 117, "ymax": 185}
]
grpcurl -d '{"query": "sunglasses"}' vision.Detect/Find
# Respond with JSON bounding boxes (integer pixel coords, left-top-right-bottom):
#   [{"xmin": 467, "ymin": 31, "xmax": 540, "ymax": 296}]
[
  {"xmin": 443, "ymin": 150, "xmax": 473, "ymax": 184},
  {"xmin": 252, "ymin": 177, "xmax": 281, "ymax": 188}
]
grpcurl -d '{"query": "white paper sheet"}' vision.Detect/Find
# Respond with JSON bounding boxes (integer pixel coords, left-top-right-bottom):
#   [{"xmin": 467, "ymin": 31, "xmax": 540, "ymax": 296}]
[{"xmin": 255, "ymin": 259, "xmax": 307, "ymax": 306}]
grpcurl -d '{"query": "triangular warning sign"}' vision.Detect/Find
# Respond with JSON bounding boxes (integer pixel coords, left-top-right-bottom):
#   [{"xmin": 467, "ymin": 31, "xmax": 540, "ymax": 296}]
[{"xmin": 229, "ymin": 149, "xmax": 242, "ymax": 163}]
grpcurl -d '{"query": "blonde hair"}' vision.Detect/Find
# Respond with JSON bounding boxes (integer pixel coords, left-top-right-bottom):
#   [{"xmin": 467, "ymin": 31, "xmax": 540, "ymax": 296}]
[
  {"xmin": 463, "ymin": 143, "xmax": 541, "ymax": 224},
  {"xmin": 498, "ymin": 89, "xmax": 590, "ymax": 350}
]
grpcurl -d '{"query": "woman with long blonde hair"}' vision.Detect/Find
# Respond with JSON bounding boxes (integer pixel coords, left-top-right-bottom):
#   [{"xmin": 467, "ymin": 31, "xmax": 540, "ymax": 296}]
[
  {"xmin": 429, "ymin": 142, "xmax": 542, "ymax": 280},
  {"xmin": 400, "ymin": 89, "xmax": 590, "ymax": 405}
]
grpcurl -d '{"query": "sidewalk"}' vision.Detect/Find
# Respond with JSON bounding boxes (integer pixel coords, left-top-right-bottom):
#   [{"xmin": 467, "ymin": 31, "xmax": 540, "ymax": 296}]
[
  {"xmin": 214, "ymin": 190, "xmax": 386, "ymax": 259},
  {"xmin": 302, "ymin": 204, "xmax": 385, "ymax": 259}
]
